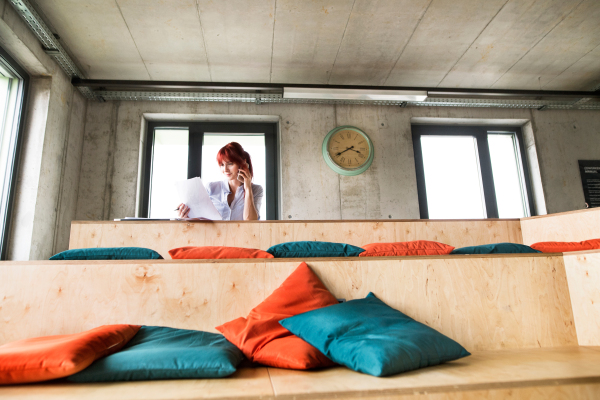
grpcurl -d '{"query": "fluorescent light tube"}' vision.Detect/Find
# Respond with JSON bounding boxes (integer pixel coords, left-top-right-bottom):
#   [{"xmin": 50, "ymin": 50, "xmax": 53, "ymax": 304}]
[{"xmin": 283, "ymin": 88, "xmax": 428, "ymax": 102}]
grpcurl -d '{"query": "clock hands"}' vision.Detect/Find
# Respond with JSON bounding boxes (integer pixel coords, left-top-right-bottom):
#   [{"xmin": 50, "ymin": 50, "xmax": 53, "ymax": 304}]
[
  {"xmin": 335, "ymin": 146, "xmax": 354, "ymax": 156},
  {"xmin": 336, "ymin": 146, "xmax": 364, "ymax": 157}
]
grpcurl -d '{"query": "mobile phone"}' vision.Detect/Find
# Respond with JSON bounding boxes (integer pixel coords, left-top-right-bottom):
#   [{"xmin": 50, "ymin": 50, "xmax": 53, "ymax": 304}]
[{"xmin": 237, "ymin": 162, "xmax": 250, "ymax": 183}]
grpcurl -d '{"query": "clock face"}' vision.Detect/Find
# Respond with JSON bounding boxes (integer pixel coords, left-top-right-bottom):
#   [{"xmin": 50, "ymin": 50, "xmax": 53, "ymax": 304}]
[
  {"xmin": 323, "ymin": 126, "xmax": 374, "ymax": 176},
  {"xmin": 327, "ymin": 129, "xmax": 371, "ymax": 169}
]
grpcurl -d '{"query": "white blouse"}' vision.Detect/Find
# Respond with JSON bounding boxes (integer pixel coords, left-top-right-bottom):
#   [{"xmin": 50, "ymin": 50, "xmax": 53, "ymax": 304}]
[{"xmin": 205, "ymin": 180, "xmax": 264, "ymax": 221}]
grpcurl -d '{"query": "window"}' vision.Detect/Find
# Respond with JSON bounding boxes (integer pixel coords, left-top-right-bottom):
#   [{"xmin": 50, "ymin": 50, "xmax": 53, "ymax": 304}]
[
  {"xmin": 0, "ymin": 47, "xmax": 29, "ymax": 259},
  {"xmin": 412, "ymin": 125, "xmax": 534, "ymax": 219},
  {"xmin": 142, "ymin": 122, "xmax": 278, "ymax": 220}
]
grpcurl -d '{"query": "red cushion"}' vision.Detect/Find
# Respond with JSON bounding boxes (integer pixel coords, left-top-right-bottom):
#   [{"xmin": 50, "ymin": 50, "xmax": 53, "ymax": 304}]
[
  {"xmin": 169, "ymin": 246, "xmax": 274, "ymax": 259},
  {"xmin": 216, "ymin": 262, "xmax": 337, "ymax": 369},
  {"xmin": 0, "ymin": 325, "xmax": 140, "ymax": 385},
  {"xmin": 530, "ymin": 239, "xmax": 600, "ymax": 253},
  {"xmin": 359, "ymin": 240, "xmax": 455, "ymax": 257}
]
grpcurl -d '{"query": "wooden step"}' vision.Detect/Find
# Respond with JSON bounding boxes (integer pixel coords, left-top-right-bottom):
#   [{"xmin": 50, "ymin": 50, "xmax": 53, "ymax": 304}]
[
  {"xmin": 0, "ymin": 254, "xmax": 577, "ymax": 351},
  {"xmin": 1, "ymin": 347, "xmax": 600, "ymax": 399},
  {"xmin": 69, "ymin": 219, "xmax": 524, "ymax": 258}
]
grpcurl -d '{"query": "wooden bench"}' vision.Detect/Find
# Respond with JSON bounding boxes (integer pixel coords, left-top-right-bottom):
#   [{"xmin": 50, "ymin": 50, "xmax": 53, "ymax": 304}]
[
  {"xmin": 68, "ymin": 219, "xmax": 523, "ymax": 259},
  {"xmin": 3, "ymin": 209, "xmax": 600, "ymax": 399},
  {"xmin": 2, "ymin": 252, "xmax": 600, "ymax": 398},
  {"xmin": 1, "ymin": 348, "xmax": 600, "ymax": 399}
]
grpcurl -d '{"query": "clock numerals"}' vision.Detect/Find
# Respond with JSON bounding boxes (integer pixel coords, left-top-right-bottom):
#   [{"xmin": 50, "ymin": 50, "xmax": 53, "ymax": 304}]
[
  {"xmin": 358, "ymin": 140, "xmax": 365, "ymax": 144},
  {"xmin": 358, "ymin": 153, "xmax": 365, "ymax": 159},
  {"xmin": 340, "ymin": 156, "xmax": 345, "ymax": 163}
]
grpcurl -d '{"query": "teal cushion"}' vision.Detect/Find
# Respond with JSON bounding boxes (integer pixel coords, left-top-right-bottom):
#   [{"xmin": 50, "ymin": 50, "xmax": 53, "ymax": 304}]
[
  {"xmin": 267, "ymin": 241, "xmax": 365, "ymax": 258},
  {"xmin": 280, "ymin": 293, "xmax": 470, "ymax": 377},
  {"xmin": 50, "ymin": 247, "xmax": 163, "ymax": 260},
  {"xmin": 451, "ymin": 243, "xmax": 541, "ymax": 254},
  {"xmin": 67, "ymin": 326, "xmax": 243, "ymax": 382}
]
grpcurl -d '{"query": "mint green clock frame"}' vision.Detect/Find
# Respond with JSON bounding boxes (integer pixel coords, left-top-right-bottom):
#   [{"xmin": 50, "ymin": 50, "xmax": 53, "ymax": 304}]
[{"xmin": 322, "ymin": 125, "xmax": 374, "ymax": 176}]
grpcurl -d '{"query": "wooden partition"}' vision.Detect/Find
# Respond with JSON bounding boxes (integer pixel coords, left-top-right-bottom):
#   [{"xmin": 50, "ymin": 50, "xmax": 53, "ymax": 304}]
[
  {"xmin": 521, "ymin": 207, "xmax": 600, "ymax": 244},
  {"xmin": 563, "ymin": 250, "xmax": 600, "ymax": 346},
  {"xmin": 0, "ymin": 254, "xmax": 576, "ymax": 351},
  {"xmin": 68, "ymin": 219, "xmax": 523, "ymax": 258}
]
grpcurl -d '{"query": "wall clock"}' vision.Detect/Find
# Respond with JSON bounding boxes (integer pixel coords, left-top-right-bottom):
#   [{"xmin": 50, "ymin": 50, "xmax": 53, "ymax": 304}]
[{"xmin": 322, "ymin": 126, "xmax": 374, "ymax": 176}]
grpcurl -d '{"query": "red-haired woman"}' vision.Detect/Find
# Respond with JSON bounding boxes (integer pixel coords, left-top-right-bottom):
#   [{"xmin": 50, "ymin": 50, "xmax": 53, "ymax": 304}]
[{"xmin": 176, "ymin": 142, "xmax": 263, "ymax": 220}]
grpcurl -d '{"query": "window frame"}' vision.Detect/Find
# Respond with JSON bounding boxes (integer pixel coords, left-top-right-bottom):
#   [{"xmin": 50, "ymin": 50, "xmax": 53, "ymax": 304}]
[
  {"xmin": 141, "ymin": 121, "xmax": 279, "ymax": 220},
  {"xmin": 412, "ymin": 124, "xmax": 535, "ymax": 219},
  {"xmin": 0, "ymin": 46, "xmax": 29, "ymax": 260}
]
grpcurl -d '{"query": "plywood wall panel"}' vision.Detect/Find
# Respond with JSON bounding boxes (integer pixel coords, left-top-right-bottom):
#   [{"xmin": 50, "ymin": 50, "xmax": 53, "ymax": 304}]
[
  {"xmin": 521, "ymin": 208, "xmax": 600, "ymax": 244},
  {"xmin": 0, "ymin": 255, "xmax": 575, "ymax": 352},
  {"xmin": 397, "ymin": 220, "xmax": 523, "ymax": 249},
  {"xmin": 70, "ymin": 220, "xmax": 524, "ymax": 257},
  {"xmin": 563, "ymin": 251, "xmax": 600, "ymax": 346}
]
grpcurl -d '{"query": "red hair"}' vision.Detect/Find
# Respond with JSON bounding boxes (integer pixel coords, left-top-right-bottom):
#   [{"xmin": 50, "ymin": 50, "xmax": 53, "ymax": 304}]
[{"xmin": 216, "ymin": 142, "xmax": 254, "ymax": 177}]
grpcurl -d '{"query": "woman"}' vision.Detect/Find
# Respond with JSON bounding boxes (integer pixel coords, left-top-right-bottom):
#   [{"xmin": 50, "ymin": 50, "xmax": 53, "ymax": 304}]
[{"xmin": 177, "ymin": 142, "xmax": 263, "ymax": 220}]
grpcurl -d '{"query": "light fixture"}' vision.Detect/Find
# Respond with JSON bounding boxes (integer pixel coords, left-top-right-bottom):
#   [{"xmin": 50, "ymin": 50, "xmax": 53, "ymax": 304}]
[{"xmin": 283, "ymin": 87, "xmax": 428, "ymax": 102}]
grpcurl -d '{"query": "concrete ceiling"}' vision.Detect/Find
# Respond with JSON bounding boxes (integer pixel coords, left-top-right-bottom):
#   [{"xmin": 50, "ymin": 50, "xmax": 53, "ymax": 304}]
[{"xmin": 33, "ymin": 0, "xmax": 600, "ymax": 91}]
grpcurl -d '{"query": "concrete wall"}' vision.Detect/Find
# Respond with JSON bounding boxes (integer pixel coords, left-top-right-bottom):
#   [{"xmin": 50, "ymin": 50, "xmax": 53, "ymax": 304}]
[
  {"xmin": 76, "ymin": 101, "xmax": 600, "ymax": 222},
  {"xmin": 1, "ymin": 1, "xmax": 87, "ymax": 259}
]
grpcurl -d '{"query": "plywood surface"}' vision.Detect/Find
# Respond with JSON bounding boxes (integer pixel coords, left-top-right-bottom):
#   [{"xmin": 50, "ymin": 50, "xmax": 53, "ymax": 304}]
[
  {"xmin": 0, "ymin": 255, "xmax": 575, "ymax": 351},
  {"xmin": 2, "ymin": 348, "xmax": 600, "ymax": 400},
  {"xmin": 69, "ymin": 220, "xmax": 523, "ymax": 258},
  {"xmin": 0, "ymin": 368, "xmax": 273, "ymax": 400},
  {"xmin": 268, "ymin": 347, "xmax": 600, "ymax": 397},
  {"xmin": 521, "ymin": 207, "xmax": 600, "ymax": 244},
  {"xmin": 564, "ymin": 252, "xmax": 600, "ymax": 346}
]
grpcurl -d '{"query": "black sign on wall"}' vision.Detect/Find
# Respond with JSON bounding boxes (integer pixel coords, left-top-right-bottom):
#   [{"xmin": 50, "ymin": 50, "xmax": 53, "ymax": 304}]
[{"xmin": 579, "ymin": 160, "xmax": 600, "ymax": 208}]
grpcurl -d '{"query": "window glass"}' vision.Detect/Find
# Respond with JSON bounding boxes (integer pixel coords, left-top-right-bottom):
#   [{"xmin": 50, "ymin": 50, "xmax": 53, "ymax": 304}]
[
  {"xmin": 0, "ymin": 52, "xmax": 26, "ymax": 258},
  {"xmin": 148, "ymin": 129, "xmax": 189, "ymax": 218},
  {"xmin": 421, "ymin": 135, "xmax": 486, "ymax": 219},
  {"xmin": 488, "ymin": 133, "xmax": 528, "ymax": 218},
  {"xmin": 201, "ymin": 134, "xmax": 266, "ymax": 219}
]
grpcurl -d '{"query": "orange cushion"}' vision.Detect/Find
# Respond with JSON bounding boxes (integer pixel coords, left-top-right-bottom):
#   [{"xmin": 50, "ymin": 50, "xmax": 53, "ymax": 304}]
[
  {"xmin": 0, "ymin": 325, "xmax": 140, "ymax": 385},
  {"xmin": 359, "ymin": 240, "xmax": 455, "ymax": 257},
  {"xmin": 216, "ymin": 262, "xmax": 337, "ymax": 369},
  {"xmin": 169, "ymin": 246, "xmax": 274, "ymax": 259},
  {"xmin": 530, "ymin": 239, "xmax": 600, "ymax": 253}
]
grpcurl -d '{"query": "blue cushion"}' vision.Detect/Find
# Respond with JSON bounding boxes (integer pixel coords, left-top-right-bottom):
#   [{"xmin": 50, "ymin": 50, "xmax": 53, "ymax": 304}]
[
  {"xmin": 280, "ymin": 293, "xmax": 470, "ymax": 377},
  {"xmin": 67, "ymin": 326, "xmax": 243, "ymax": 382},
  {"xmin": 50, "ymin": 247, "xmax": 163, "ymax": 260},
  {"xmin": 451, "ymin": 243, "xmax": 541, "ymax": 255},
  {"xmin": 267, "ymin": 241, "xmax": 365, "ymax": 258}
]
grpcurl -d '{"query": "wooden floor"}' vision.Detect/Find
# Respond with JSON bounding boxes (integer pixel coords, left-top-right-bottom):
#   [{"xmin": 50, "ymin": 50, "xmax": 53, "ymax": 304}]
[{"xmin": 2, "ymin": 347, "xmax": 600, "ymax": 399}]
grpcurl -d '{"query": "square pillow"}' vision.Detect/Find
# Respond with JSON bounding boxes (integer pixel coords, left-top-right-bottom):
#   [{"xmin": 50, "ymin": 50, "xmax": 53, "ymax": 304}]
[
  {"xmin": 216, "ymin": 262, "xmax": 338, "ymax": 369},
  {"xmin": 169, "ymin": 246, "xmax": 274, "ymax": 259},
  {"xmin": 67, "ymin": 326, "xmax": 243, "ymax": 382},
  {"xmin": 451, "ymin": 243, "xmax": 541, "ymax": 255},
  {"xmin": 50, "ymin": 247, "xmax": 163, "ymax": 260},
  {"xmin": 280, "ymin": 293, "xmax": 470, "ymax": 377},
  {"xmin": 267, "ymin": 241, "xmax": 365, "ymax": 258},
  {"xmin": 359, "ymin": 241, "xmax": 454, "ymax": 257},
  {"xmin": 530, "ymin": 239, "xmax": 600, "ymax": 253},
  {"xmin": 0, "ymin": 325, "xmax": 140, "ymax": 384}
]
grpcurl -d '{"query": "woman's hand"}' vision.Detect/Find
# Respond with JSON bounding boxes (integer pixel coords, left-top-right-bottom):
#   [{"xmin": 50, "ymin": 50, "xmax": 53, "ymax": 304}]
[
  {"xmin": 176, "ymin": 203, "xmax": 190, "ymax": 218},
  {"xmin": 237, "ymin": 165, "xmax": 253, "ymax": 188}
]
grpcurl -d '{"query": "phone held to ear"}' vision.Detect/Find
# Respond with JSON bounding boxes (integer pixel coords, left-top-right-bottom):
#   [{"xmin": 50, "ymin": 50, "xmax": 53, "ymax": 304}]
[{"xmin": 237, "ymin": 162, "xmax": 250, "ymax": 183}]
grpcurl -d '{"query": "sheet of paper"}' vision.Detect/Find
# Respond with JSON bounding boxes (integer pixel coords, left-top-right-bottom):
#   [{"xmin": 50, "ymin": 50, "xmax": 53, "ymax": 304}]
[{"xmin": 175, "ymin": 177, "xmax": 222, "ymax": 220}]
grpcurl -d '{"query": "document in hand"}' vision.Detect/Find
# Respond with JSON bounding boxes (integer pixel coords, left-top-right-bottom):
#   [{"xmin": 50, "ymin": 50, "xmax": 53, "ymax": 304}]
[{"xmin": 175, "ymin": 177, "xmax": 222, "ymax": 220}]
